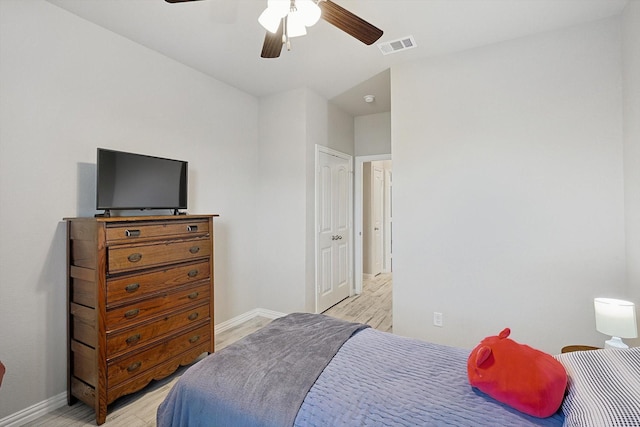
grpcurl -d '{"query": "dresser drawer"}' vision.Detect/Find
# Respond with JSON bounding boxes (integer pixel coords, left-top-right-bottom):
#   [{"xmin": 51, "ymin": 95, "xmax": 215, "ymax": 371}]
[
  {"xmin": 107, "ymin": 324, "xmax": 210, "ymax": 387},
  {"xmin": 107, "ymin": 303, "xmax": 210, "ymax": 356},
  {"xmin": 106, "ymin": 282, "xmax": 210, "ymax": 328},
  {"xmin": 105, "ymin": 219, "xmax": 209, "ymax": 243},
  {"xmin": 108, "ymin": 238, "xmax": 211, "ymax": 274},
  {"xmin": 106, "ymin": 342, "xmax": 209, "ymax": 405},
  {"xmin": 107, "ymin": 260, "xmax": 210, "ymax": 306}
]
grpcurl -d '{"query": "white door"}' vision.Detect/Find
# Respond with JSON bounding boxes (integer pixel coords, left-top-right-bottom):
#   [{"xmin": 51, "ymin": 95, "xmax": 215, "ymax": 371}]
[
  {"xmin": 384, "ymin": 168, "xmax": 393, "ymax": 272},
  {"xmin": 354, "ymin": 154, "xmax": 391, "ymax": 294},
  {"xmin": 316, "ymin": 147, "xmax": 352, "ymax": 313},
  {"xmin": 372, "ymin": 166, "xmax": 384, "ymax": 275}
]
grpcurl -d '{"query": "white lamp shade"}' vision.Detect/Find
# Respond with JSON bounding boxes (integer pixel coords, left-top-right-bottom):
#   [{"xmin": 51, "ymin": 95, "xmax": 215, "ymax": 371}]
[
  {"xmin": 296, "ymin": 0, "xmax": 321, "ymax": 27},
  {"xmin": 286, "ymin": 12, "xmax": 307, "ymax": 38},
  {"xmin": 594, "ymin": 298, "xmax": 638, "ymax": 338},
  {"xmin": 267, "ymin": 0, "xmax": 290, "ymax": 17},
  {"xmin": 258, "ymin": 7, "xmax": 283, "ymax": 33}
]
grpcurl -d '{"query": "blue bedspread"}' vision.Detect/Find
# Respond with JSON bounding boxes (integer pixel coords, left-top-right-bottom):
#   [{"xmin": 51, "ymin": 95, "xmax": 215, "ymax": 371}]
[
  {"xmin": 294, "ymin": 328, "xmax": 564, "ymax": 426},
  {"xmin": 157, "ymin": 314, "xmax": 565, "ymax": 426}
]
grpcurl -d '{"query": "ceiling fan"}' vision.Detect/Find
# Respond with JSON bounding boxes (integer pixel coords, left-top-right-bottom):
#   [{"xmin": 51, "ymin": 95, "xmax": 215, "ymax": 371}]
[{"xmin": 165, "ymin": 0, "xmax": 384, "ymax": 59}]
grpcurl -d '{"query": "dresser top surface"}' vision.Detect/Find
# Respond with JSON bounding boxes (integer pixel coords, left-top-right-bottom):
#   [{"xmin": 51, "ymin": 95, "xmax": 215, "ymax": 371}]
[{"xmin": 64, "ymin": 214, "xmax": 218, "ymax": 223}]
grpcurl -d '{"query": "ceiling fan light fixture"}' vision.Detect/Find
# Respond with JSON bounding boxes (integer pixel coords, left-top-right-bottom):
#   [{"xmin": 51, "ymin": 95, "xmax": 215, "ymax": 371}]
[
  {"xmin": 297, "ymin": 0, "xmax": 321, "ymax": 27},
  {"xmin": 258, "ymin": 7, "xmax": 283, "ymax": 33},
  {"xmin": 259, "ymin": 0, "xmax": 384, "ymax": 59},
  {"xmin": 259, "ymin": 0, "xmax": 321, "ymax": 35},
  {"xmin": 286, "ymin": 12, "xmax": 308, "ymax": 38},
  {"xmin": 267, "ymin": 0, "xmax": 290, "ymax": 17}
]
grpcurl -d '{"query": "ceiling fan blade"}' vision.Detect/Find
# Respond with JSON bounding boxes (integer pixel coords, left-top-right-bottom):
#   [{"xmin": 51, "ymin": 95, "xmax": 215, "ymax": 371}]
[
  {"xmin": 318, "ymin": 0, "xmax": 383, "ymax": 45},
  {"xmin": 165, "ymin": 0, "xmax": 202, "ymax": 3},
  {"xmin": 261, "ymin": 20, "xmax": 284, "ymax": 58}
]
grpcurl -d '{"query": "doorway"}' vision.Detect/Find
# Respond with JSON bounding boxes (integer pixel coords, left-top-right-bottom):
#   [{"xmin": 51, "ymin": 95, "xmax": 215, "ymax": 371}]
[{"xmin": 355, "ymin": 155, "xmax": 392, "ymax": 294}]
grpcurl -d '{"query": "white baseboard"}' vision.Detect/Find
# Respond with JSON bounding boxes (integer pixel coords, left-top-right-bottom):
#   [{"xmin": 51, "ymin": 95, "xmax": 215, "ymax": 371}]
[
  {"xmin": 0, "ymin": 308, "xmax": 287, "ymax": 427},
  {"xmin": 215, "ymin": 308, "xmax": 287, "ymax": 334},
  {"xmin": 0, "ymin": 391, "xmax": 67, "ymax": 427}
]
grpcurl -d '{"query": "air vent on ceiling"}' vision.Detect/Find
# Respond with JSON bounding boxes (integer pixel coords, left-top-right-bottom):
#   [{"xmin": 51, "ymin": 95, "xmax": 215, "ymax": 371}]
[{"xmin": 377, "ymin": 36, "xmax": 417, "ymax": 55}]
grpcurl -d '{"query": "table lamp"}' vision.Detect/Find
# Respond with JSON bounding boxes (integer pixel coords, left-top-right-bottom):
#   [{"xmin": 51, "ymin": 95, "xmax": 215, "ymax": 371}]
[{"xmin": 594, "ymin": 297, "xmax": 638, "ymax": 349}]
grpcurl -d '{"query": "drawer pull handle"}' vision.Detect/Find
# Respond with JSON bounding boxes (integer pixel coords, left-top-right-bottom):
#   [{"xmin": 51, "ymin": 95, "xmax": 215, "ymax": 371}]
[
  {"xmin": 127, "ymin": 361, "xmax": 142, "ymax": 372},
  {"xmin": 188, "ymin": 269, "xmax": 199, "ymax": 278},
  {"xmin": 125, "ymin": 229, "xmax": 141, "ymax": 237},
  {"xmin": 126, "ymin": 334, "xmax": 141, "ymax": 345},
  {"xmin": 125, "ymin": 283, "xmax": 140, "ymax": 293},
  {"xmin": 127, "ymin": 253, "xmax": 142, "ymax": 263},
  {"xmin": 189, "ymin": 246, "xmax": 200, "ymax": 254},
  {"xmin": 188, "ymin": 312, "xmax": 199, "ymax": 321},
  {"xmin": 187, "ymin": 225, "xmax": 198, "ymax": 232},
  {"xmin": 188, "ymin": 292, "xmax": 199, "ymax": 300},
  {"xmin": 124, "ymin": 309, "xmax": 140, "ymax": 319},
  {"xmin": 189, "ymin": 335, "xmax": 201, "ymax": 344}
]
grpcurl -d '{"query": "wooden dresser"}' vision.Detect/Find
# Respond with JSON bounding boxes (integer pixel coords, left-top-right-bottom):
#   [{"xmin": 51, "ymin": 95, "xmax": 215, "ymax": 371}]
[{"xmin": 64, "ymin": 214, "xmax": 216, "ymax": 425}]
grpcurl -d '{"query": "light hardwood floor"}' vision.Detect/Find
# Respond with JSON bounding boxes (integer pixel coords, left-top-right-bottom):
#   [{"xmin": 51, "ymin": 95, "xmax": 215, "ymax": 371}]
[
  {"xmin": 323, "ymin": 272, "xmax": 392, "ymax": 333},
  {"xmin": 23, "ymin": 274, "xmax": 391, "ymax": 426}
]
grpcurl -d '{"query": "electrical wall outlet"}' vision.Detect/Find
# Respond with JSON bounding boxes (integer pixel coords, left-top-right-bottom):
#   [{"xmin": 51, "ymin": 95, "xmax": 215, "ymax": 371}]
[{"xmin": 433, "ymin": 311, "xmax": 443, "ymax": 327}]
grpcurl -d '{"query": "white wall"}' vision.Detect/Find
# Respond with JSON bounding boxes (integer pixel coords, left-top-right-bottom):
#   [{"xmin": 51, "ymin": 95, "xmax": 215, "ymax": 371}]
[
  {"xmin": 0, "ymin": 0, "xmax": 259, "ymax": 418},
  {"xmin": 256, "ymin": 89, "xmax": 308, "ymax": 314},
  {"xmin": 391, "ymin": 17, "xmax": 626, "ymax": 354},
  {"xmin": 622, "ymin": 0, "xmax": 640, "ymax": 347},
  {"xmin": 257, "ymin": 89, "xmax": 354, "ymax": 314},
  {"xmin": 327, "ymin": 103, "xmax": 356, "ymax": 156},
  {"xmin": 355, "ymin": 112, "xmax": 391, "ymax": 156}
]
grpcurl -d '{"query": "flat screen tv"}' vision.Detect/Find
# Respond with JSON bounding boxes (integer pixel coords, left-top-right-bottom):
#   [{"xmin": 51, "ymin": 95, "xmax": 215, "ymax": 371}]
[{"xmin": 96, "ymin": 148, "xmax": 188, "ymax": 214}]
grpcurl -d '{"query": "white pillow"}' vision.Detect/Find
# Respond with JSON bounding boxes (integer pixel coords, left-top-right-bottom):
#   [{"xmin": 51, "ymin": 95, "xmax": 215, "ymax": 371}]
[{"xmin": 554, "ymin": 347, "xmax": 640, "ymax": 426}]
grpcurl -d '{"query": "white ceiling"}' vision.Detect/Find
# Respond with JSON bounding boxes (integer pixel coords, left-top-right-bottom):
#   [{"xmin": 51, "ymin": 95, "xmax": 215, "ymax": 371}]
[{"xmin": 46, "ymin": 0, "xmax": 627, "ymax": 116}]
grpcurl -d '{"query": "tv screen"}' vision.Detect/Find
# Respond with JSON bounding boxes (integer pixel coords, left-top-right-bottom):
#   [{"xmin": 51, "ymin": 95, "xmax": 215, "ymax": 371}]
[{"xmin": 96, "ymin": 148, "xmax": 188, "ymax": 211}]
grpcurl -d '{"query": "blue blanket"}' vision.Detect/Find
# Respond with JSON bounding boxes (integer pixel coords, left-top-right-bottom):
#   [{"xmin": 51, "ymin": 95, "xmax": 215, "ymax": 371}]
[
  {"xmin": 294, "ymin": 328, "xmax": 564, "ymax": 426},
  {"xmin": 158, "ymin": 314, "xmax": 565, "ymax": 426},
  {"xmin": 156, "ymin": 313, "xmax": 369, "ymax": 427}
]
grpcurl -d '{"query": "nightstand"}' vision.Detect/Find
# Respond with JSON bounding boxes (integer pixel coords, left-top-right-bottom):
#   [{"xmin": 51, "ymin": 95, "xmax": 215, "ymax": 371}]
[{"xmin": 561, "ymin": 345, "xmax": 600, "ymax": 353}]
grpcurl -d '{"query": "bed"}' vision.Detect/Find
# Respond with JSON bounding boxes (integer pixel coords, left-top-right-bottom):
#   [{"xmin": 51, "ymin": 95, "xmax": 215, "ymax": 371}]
[{"xmin": 157, "ymin": 313, "xmax": 640, "ymax": 427}]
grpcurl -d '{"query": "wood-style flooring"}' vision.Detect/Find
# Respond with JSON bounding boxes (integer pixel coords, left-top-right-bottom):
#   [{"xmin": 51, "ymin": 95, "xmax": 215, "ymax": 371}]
[
  {"xmin": 323, "ymin": 272, "xmax": 392, "ymax": 333},
  {"xmin": 22, "ymin": 274, "xmax": 392, "ymax": 426}
]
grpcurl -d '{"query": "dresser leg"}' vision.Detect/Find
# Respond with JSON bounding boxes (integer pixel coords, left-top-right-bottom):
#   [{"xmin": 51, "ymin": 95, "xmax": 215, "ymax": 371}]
[{"xmin": 96, "ymin": 407, "xmax": 107, "ymax": 425}]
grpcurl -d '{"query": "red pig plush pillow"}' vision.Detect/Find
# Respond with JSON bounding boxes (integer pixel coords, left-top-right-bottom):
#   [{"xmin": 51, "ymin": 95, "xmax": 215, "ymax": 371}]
[{"xmin": 467, "ymin": 328, "xmax": 567, "ymax": 418}]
